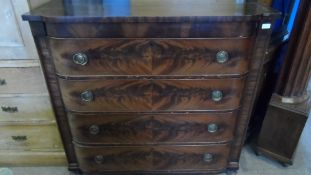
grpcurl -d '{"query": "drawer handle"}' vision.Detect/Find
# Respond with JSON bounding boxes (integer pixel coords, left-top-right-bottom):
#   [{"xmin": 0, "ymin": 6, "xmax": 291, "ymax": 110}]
[
  {"xmin": 0, "ymin": 79, "xmax": 6, "ymax": 85},
  {"xmin": 216, "ymin": 51, "xmax": 229, "ymax": 64},
  {"xmin": 211, "ymin": 90, "xmax": 223, "ymax": 102},
  {"xmin": 81, "ymin": 90, "xmax": 94, "ymax": 102},
  {"xmin": 1, "ymin": 106, "xmax": 18, "ymax": 113},
  {"xmin": 94, "ymin": 155, "xmax": 104, "ymax": 164},
  {"xmin": 73, "ymin": 53, "xmax": 88, "ymax": 66},
  {"xmin": 203, "ymin": 153, "xmax": 214, "ymax": 162},
  {"xmin": 12, "ymin": 135, "xmax": 27, "ymax": 141},
  {"xmin": 89, "ymin": 125, "xmax": 100, "ymax": 135},
  {"xmin": 207, "ymin": 123, "xmax": 219, "ymax": 133}
]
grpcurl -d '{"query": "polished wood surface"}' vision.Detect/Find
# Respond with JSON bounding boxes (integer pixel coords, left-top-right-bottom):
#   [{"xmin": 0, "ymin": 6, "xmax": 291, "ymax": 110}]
[
  {"xmin": 46, "ymin": 22, "xmax": 256, "ymax": 38},
  {"xmin": 59, "ymin": 78, "xmax": 245, "ymax": 112},
  {"xmin": 22, "ymin": 0, "xmax": 279, "ymax": 22},
  {"xmin": 74, "ymin": 144, "xmax": 230, "ymax": 173},
  {"xmin": 68, "ymin": 112, "xmax": 237, "ymax": 145},
  {"xmin": 50, "ymin": 38, "xmax": 251, "ymax": 76},
  {"xmin": 24, "ymin": 0, "xmax": 279, "ymax": 174}
]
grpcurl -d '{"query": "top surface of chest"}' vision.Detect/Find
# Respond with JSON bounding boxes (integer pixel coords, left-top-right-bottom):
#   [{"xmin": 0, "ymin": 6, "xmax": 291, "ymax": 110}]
[{"xmin": 23, "ymin": 0, "xmax": 279, "ymax": 23}]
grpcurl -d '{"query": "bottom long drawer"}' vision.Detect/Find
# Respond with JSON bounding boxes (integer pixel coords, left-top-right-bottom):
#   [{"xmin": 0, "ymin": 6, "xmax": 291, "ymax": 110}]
[{"xmin": 74, "ymin": 144, "xmax": 230, "ymax": 173}]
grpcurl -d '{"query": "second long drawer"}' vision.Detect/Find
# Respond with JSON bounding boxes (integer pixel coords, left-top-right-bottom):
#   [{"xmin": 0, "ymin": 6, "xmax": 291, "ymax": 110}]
[
  {"xmin": 59, "ymin": 77, "xmax": 245, "ymax": 112},
  {"xmin": 69, "ymin": 111, "xmax": 238, "ymax": 145}
]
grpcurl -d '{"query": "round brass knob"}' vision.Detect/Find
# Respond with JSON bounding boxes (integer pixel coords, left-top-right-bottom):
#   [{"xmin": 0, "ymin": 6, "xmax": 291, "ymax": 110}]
[
  {"xmin": 203, "ymin": 153, "xmax": 213, "ymax": 162},
  {"xmin": 81, "ymin": 90, "xmax": 94, "ymax": 102},
  {"xmin": 211, "ymin": 90, "xmax": 223, "ymax": 102},
  {"xmin": 207, "ymin": 123, "xmax": 218, "ymax": 133},
  {"xmin": 94, "ymin": 155, "xmax": 104, "ymax": 164},
  {"xmin": 89, "ymin": 125, "xmax": 100, "ymax": 135},
  {"xmin": 73, "ymin": 53, "xmax": 88, "ymax": 65},
  {"xmin": 216, "ymin": 51, "xmax": 229, "ymax": 64}
]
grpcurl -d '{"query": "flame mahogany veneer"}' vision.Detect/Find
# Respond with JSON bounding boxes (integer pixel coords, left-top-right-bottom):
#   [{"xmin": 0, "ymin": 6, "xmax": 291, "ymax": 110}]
[{"xmin": 23, "ymin": 0, "xmax": 279, "ymax": 174}]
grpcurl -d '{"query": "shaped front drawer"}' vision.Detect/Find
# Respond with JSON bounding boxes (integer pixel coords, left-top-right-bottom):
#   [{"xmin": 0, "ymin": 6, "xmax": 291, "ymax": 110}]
[
  {"xmin": 0, "ymin": 95, "xmax": 54, "ymax": 122},
  {"xmin": 59, "ymin": 78, "xmax": 245, "ymax": 112},
  {"xmin": 50, "ymin": 38, "xmax": 251, "ymax": 76},
  {"xmin": 0, "ymin": 123, "xmax": 63, "ymax": 150},
  {"xmin": 74, "ymin": 144, "xmax": 230, "ymax": 173},
  {"xmin": 68, "ymin": 112, "xmax": 237, "ymax": 145}
]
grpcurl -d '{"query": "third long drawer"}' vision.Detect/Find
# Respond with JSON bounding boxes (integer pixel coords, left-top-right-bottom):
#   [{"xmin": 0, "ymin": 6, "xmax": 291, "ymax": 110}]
[{"xmin": 68, "ymin": 111, "xmax": 238, "ymax": 145}]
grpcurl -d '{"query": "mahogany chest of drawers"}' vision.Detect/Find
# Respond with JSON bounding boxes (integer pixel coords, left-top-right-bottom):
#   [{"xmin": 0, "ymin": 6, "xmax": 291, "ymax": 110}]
[{"xmin": 23, "ymin": 0, "xmax": 279, "ymax": 174}]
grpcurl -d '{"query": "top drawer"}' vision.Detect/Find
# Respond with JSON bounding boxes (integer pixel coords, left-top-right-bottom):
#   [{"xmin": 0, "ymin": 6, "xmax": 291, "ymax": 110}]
[{"xmin": 49, "ymin": 38, "xmax": 252, "ymax": 77}]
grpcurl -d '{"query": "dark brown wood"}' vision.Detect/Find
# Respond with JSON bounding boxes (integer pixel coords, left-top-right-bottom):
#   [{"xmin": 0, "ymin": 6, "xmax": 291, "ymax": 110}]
[
  {"xmin": 45, "ymin": 22, "xmax": 256, "ymax": 38},
  {"xmin": 49, "ymin": 38, "xmax": 252, "ymax": 76},
  {"xmin": 74, "ymin": 144, "xmax": 230, "ymax": 173},
  {"xmin": 29, "ymin": 28, "xmax": 77, "ymax": 169},
  {"xmin": 68, "ymin": 112, "xmax": 238, "ymax": 145},
  {"xmin": 254, "ymin": 95, "xmax": 310, "ymax": 165},
  {"xmin": 58, "ymin": 78, "xmax": 245, "ymax": 112},
  {"xmin": 228, "ymin": 17, "xmax": 276, "ymax": 168},
  {"xmin": 275, "ymin": 0, "xmax": 311, "ymax": 99},
  {"xmin": 22, "ymin": 0, "xmax": 279, "ymax": 23},
  {"xmin": 23, "ymin": 0, "xmax": 279, "ymax": 174},
  {"xmin": 254, "ymin": 0, "xmax": 311, "ymax": 166}
]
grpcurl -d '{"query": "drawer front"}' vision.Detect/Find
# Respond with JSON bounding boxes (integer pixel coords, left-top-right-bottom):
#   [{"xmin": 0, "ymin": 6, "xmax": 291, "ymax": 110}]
[
  {"xmin": 75, "ymin": 144, "xmax": 230, "ymax": 173},
  {"xmin": 50, "ymin": 38, "xmax": 251, "ymax": 76},
  {"xmin": 69, "ymin": 112, "xmax": 237, "ymax": 145},
  {"xmin": 0, "ymin": 96, "xmax": 54, "ymax": 122},
  {"xmin": 0, "ymin": 124, "xmax": 63, "ymax": 150},
  {"xmin": 0, "ymin": 67, "xmax": 47, "ymax": 94},
  {"xmin": 59, "ymin": 78, "xmax": 245, "ymax": 112}
]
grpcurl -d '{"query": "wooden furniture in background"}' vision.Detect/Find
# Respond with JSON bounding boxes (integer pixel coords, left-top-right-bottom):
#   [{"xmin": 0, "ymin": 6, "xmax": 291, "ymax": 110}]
[
  {"xmin": 0, "ymin": 0, "xmax": 65, "ymax": 166},
  {"xmin": 254, "ymin": 0, "xmax": 311, "ymax": 166},
  {"xmin": 23, "ymin": 0, "xmax": 278, "ymax": 174}
]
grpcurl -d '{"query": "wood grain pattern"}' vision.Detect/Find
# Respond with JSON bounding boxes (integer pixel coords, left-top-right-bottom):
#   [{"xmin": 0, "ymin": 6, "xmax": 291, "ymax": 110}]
[
  {"xmin": 50, "ymin": 38, "xmax": 251, "ymax": 77},
  {"xmin": 24, "ymin": 1, "xmax": 279, "ymax": 173},
  {"xmin": 59, "ymin": 78, "xmax": 245, "ymax": 112},
  {"xmin": 22, "ymin": 0, "xmax": 280, "ymax": 23},
  {"xmin": 68, "ymin": 112, "xmax": 237, "ymax": 145},
  {"xmin": 0, "ymin": 67, "xmax": 48, "ymax": 94},
  {"xmin": 74, "ymin": 144, "xmax": 230, "ymax": 173},
  {"xmin": 0, "ymin": 123, "xmax": 63, "ymax": 151},
  {"xmin": 31, "ymin": 35, "xmax": 78, "ymax": 169},
  {"xmin": 46, "ymin": 22, "xmax": 256, "ymax": 38},
  {"xmin": 228, "ymin": 17, "xmax": 277, "ymax": 169},
  {"xmin": 0, "ymin": 95, "xmax": 54, "ymax": 122},
  {"xmin": 275, "ymin": 0, "xmax": 311, "ymax": 99}
]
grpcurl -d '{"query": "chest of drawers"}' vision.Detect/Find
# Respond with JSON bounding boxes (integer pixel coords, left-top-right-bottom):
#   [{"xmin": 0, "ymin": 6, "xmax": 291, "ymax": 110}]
[{"xmin": 23, "ymin": 0, "xmax": 279, "ymax": 174}]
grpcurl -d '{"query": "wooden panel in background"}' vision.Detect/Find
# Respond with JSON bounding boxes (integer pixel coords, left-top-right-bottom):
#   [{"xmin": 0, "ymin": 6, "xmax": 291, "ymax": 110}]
[
  {"xmin": 0, "ymin": 0, "xmax": 38, "ymax": 59},
  {"xmin": 0, "ymin": 66, "xmax": 48, "ymax": 94},
  {"xmin": 0, "ymin": 95, "xmax": 54, "ymax": 122},
  {"xmin": 0, "ymin": 151, "xmax": 66, "ymax": 166},
  {"xmin": 0, "ymin": 122, "xmax": 63, "ymax": 151}
]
